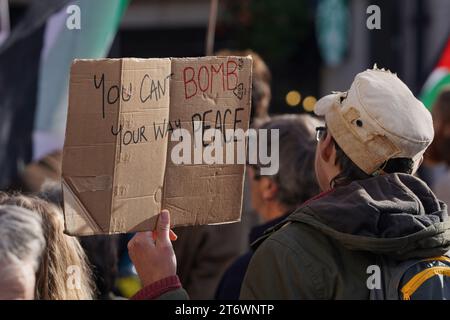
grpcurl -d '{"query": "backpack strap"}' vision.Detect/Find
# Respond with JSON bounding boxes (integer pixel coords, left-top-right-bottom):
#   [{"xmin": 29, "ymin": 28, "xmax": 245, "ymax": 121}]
[
  {"xmin": 369, "ymin": 255, "xmax": 428, "ymax": 300},
  {"xmin": 369, "ymin": 255, "xmax": 386, "ymax": 300},
  {"xmin": 400, "ymin": 255, "xmax": 450, "ymax": 300}
]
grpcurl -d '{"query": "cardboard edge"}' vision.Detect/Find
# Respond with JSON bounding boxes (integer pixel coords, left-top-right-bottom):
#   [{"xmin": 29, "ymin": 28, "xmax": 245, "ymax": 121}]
[
  {"xmin": 162, "ymin": 56, "xmax": 252, "ymax": 226},
  {"xmin": 109, "ymin": 58, "xmax": 124, "ymax": 234},
  {"xmin": 161, "ymin": 60, "xmax": 173, "ymax": 216},
  {"xmin": 62, "ymin": 178, "xmax": 103, "ymax": 236}
]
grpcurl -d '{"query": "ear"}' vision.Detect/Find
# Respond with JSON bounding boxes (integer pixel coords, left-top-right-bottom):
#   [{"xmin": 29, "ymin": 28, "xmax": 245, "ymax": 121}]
[
  {"xmin": 418, "ymin": 155, "xmax": 424, "ymax": 167},
  {"xmin": 319, "ymin": 132, "xmax": 336, "ymax": 164},
  {"xmin": 260, "ymin": 177, "xmax": 278, "ymax": 201}
]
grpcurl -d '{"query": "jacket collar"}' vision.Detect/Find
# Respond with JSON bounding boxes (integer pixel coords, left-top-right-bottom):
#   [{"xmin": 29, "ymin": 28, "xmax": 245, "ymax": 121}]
[
  {"xmin": 249, "ymin": 213, "xmax": 290, "ymax": 245},
  {"xmin": 249, "ymin": 189, "xmax": 333, "ymax": 250}
]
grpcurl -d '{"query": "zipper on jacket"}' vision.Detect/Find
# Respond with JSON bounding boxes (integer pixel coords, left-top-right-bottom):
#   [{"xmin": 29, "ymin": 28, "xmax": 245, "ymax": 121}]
[{"xmin": 401, "ymin": 266, "xmax": 450, "ymax": 300}]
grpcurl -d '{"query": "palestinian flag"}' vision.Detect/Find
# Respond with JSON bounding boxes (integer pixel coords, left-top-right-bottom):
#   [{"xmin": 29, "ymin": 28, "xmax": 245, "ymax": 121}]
[{"xmin": 420, "ymin": 36, "xmax": 450, "ymax": 110}]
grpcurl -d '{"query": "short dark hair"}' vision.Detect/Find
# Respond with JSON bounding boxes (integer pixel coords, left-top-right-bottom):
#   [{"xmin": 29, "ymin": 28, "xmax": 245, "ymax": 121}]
[
  {"xmin": 253, "ymin": 114, "xmax": 322, "ymax": 206},
  {"xmin": 331, "ymin": 137, "xmax": 414, "ymax": 188}
]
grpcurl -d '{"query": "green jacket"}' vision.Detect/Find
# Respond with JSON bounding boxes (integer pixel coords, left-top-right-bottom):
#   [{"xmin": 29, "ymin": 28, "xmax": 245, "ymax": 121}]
[{"xmin": 240, "ymin": 173, "xmax": 450, "ymax": 299}]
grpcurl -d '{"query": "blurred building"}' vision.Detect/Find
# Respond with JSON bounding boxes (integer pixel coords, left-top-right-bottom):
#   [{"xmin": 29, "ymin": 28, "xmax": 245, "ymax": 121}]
[
  {"xmin": 322, "ymin": 0, "xmax": 450, "ymax": 95},
  {"xmin": 7, "ymin": 0, "xmax": 450, "ymax": 116}
]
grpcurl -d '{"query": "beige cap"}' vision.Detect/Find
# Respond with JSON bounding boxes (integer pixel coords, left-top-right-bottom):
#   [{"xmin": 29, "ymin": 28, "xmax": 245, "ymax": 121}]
[{"xmin": 314, "ymin": 65, "xmax": 434, "ymax": 175}]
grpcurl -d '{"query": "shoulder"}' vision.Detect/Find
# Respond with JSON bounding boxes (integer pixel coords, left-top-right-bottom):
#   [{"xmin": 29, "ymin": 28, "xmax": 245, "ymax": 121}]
[
  {"xmin": 241, "ymin": 222, "xmax": 330, "ymax": 299},
  {"xmin": 260, "ymin": 220, "xmax": 336, "ymax": 260},
  {"xmin": 249, "ymin": 220, "xmax": 373, "ymax": 299}
]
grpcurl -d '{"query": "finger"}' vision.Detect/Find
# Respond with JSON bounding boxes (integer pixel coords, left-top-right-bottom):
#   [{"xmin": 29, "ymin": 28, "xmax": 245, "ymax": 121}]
[
  {"xmin": 133, "ymin": 231, "xmax": 154, "ymax": 245},
  {"xmin": 152, "ymin": 229, "xmax": 177, "ymax": 241},
  {"xmin": 155, "ymin": 210, "xmax": 171, "ymax": 247},
  {"xmin": 128, "ymin": 231, "xmax": 155, "ymax": 254}
]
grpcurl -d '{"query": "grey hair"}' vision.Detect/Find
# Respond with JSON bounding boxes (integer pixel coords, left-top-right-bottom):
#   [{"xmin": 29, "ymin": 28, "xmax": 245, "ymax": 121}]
[
  {"xmin": 0, "ymin": 205, "xmax": 46, "ymax": 273},
  {"xmin": 256, "ymin": 114, "xmax": 322, "ymax": 206},
  {"xmin": 37, "ymin": 180, "xmax": 63, "ymax": 206}
]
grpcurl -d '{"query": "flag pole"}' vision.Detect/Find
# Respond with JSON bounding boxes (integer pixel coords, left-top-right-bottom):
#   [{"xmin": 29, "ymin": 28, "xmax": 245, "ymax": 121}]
[{"xmin": 205, "ymin": 0, "xmax": 218, "ymax": 56}]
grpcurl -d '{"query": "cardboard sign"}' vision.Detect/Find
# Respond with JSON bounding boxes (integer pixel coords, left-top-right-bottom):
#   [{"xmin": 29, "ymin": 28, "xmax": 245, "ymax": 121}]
[{"xmin": 62, "ymin": 57, "xmax": 252, "ymax": 236}]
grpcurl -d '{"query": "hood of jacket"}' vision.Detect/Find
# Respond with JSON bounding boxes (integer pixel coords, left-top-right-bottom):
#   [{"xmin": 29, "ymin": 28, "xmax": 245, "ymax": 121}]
[{"xmin": 287, "ymin": 173, "xmax": 450, "ymax": 260}]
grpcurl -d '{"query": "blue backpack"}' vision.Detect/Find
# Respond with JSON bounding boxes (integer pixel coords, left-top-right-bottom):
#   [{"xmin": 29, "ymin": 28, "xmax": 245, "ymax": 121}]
[{"xmin": 370, "ymin": 254, "xmax": 450, "ymax": 300}]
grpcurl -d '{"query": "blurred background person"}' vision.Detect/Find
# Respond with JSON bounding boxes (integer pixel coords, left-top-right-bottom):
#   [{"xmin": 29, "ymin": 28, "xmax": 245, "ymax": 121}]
[
  {"xmin": 215, "ymin": 114, "xmax": 321, "ymax": 299},
  {"xmin": 0, "ymin": 193, "xmax": 94, "ymax": 299},
  {"xmin": 0, "ymin": 205, "xmax": 45, "ymax": 300}
]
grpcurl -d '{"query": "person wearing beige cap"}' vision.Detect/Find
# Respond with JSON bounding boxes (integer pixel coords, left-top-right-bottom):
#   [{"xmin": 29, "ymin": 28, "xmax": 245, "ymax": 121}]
[
  {"xmin": 313, "ymin": 65, "xmax": 434, "ymax": 182},
  {"xmin": 239, "ymin": 66, "xmax": 450, "ymax": 299},
  {"xmin": 127, "ymin": 67, "xmax": 450, "ymax": 300}
]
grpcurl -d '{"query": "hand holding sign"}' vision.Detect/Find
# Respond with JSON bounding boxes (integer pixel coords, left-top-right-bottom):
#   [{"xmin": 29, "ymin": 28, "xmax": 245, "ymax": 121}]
[{"xmin": 128, "ymin": 210, "xmax": 177, "ymax": 287}]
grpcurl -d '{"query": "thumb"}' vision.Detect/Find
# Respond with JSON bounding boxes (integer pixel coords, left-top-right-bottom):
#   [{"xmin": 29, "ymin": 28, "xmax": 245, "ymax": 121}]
[{"xmin": 155, "ymin": 210, "xmax": 171, "ymax": 247}]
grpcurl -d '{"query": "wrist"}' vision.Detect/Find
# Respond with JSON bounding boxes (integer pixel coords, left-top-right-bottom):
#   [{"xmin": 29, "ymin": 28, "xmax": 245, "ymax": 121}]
[
  {"xmin": 132, "ymin": 275, "xmax": 181, "ymax": 300},
  {"xmin": 139, "ymin": 271, "xmax": 177, "ymax": 288}
]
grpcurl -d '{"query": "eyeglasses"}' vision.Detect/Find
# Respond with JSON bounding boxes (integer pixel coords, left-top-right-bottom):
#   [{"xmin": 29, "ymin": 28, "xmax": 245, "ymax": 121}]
[{"xmin": 315, "ymin": 126, "xmax": 327, "ymax": 142}]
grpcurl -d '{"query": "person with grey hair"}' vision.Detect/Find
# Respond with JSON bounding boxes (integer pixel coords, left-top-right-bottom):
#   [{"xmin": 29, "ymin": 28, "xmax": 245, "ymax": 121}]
[
  {"xmin": 0, "ymin": 205, "xmax": 45, "ymax": 300},
  {"xmin": 214, "ymin": 113, "xmax": 322, "ymax": 299}
]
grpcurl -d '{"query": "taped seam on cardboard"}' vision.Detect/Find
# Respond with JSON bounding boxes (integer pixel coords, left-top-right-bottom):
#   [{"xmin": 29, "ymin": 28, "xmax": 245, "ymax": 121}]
[{"xmin": 69, "ymin": 175, "xmax": 112, "ymax": 193}]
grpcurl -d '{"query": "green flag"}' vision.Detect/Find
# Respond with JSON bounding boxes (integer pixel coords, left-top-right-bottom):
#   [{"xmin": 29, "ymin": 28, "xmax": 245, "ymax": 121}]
[
  {"xmin": 420, "ymin": 36, "xmax": 450, "ymax": 110},
  {"xmin": 34, "ymin": 0, "xmax": 129, "ymax": 160}
]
